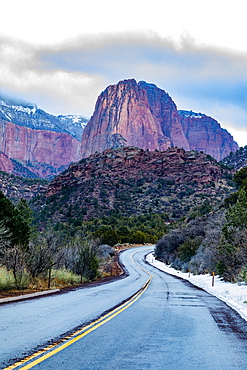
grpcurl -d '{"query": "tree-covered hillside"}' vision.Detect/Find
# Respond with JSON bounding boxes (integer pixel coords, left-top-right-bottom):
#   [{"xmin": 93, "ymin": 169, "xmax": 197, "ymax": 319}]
[{"xmin": 155, "ymin": 167, "xmax": 247, "ymax": 282}]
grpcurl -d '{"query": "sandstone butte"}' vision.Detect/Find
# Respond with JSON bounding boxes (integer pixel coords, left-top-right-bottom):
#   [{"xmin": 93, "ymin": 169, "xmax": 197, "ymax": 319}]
[
  {"xmin": 0, "ymin": 79, "xmax": 239, "ymax": 180},
  {"xmin": 81, "ymin": 79, "xmax": 238, "ymax": 161},
  {"xmin": 0, "ymin": 119, "xmax": 81, "ymax": 178}
]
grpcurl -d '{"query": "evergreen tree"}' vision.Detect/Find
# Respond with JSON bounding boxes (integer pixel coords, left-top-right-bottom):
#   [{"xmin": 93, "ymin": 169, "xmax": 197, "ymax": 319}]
[
  {"xmin": 0, "ymin": 192, "xmax": 32, "ymax": 249},
  {"xmin": 224, "ymin": 189, "xmax": 247, "ymax": 230},
  {"xmin": 0, "ymin": 219, "xmax": 11, "ymax": 252},
  {"xmin": 218, "ymin": 188, "xmax": 247, "ymax": 281},
  {"xmin": 14, "ymin": 198, "xmax": 33, "ymax": 250}
]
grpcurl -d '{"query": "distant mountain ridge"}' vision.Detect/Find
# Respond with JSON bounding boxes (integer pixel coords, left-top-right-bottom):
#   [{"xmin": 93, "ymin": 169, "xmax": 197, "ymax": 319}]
[
  {"xmin": 0, "ymin": 80, "xmax": 240, "ymax": 180},
  {"xmin": 57, "ymin": 115, "xmax": 88, "ymax": 141},
  {"xmin": 0, "ymin": 97, "xmax": 88, "ymax": 139},
  {"xmin": 178, "ymin": 109, "xmax": 237, "ymax": 160},
  {"xmin": 0, "ymin": 96, "xmax": 88, "ymax": 179},
  {"xmin": 81, "ymin": 79, "xmax": 238, "ymax": 161}
]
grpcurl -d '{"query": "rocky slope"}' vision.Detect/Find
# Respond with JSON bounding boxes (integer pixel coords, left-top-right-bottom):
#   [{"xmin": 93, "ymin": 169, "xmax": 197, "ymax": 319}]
[
  {"xmin": 0, "ymin": 151, "xmax": 40, "ymax": 179},
  {"xmin": 0, "ymin": 96, "xmax": 88, "ymax": 179},
  {"xmin": 81, "ymin": 79, "xmax": 238, "ymax": 161},
  {"xmin": 0, "ymin": 169, "xmax": 48, "ymax": 203},
  {"xmin": 33, "ymin": 146, "xmax": 234, "ymax": 224}
]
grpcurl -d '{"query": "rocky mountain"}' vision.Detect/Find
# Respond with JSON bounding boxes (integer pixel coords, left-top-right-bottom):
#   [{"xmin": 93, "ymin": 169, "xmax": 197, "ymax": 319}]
[
  {"xmin": 33, "ymin": 146, "xmax": 234, "ymax": 224},
  {"xmin": 0, "ymin": 119, "xmax": 81, "ymax": 179},
  {"xmin": 0, "ymin": 81, "xmax": 239, "ymax": 181},
  {"xmin": 0, "ymin": 97, "xmax": 88, "ymax": 138},
  {"xmin": 81, "ymin": 79, "xmax": 238, "ymax": 161},
  {"xmin": 178, "ymin": 110, "xmax": 238, "ymax": 160},
  {"xmin": 0, "ymin": 96, "xmax": 88, "ymax": 179},
  {"xmin": 221, "ymin": 145, "xmax": 247, "ymax": 170},
  {"xmin": 57, "ymin": 115, "xmax": 88, "ymax": 141}
]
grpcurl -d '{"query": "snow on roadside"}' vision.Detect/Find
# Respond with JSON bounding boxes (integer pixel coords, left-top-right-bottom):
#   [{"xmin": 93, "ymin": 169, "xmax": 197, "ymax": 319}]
[{"xmin": 146, "ymin": 253, "xmax": 247, "ymax": 322}]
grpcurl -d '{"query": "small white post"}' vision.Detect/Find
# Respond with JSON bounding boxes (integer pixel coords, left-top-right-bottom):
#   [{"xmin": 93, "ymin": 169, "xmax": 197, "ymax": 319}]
[{"xmin": 212, "ymin": 272, "xmax": 215, "ymax": 287}]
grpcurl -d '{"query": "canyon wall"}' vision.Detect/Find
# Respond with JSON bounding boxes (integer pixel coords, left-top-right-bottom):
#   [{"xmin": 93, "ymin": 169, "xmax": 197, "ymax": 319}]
[{"xmin": 0, "ymin": 119, "xmax": 81, "ymax": 178}]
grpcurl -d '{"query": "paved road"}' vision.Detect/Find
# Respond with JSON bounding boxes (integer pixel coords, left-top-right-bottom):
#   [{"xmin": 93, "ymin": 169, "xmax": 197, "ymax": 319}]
[
  {"xmin": 1, "ymin": 246, "xmax": 247, "ymax": 369},
  {"xmin": 0, "ymin": 246, "xmax": 153, "ymax": 368}
]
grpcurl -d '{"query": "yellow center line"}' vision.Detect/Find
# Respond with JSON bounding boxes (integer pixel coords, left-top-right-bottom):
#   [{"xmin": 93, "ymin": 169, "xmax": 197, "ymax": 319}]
[{"xmin": 4, "ymin": 247, "xmax": 153, "ymax": 370}]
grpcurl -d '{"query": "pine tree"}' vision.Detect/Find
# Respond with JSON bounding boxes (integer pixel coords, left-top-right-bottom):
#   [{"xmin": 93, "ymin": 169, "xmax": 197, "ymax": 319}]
[
  {"xmin": 0, "ymin": 192, "xmax": 32, "ymax": 249},
  {"xmin": 14, "ymin": 198, "xmax": 33, "ymax": 250},
  {"xmin": 218, "ymin": 188, "xmax": 247, "ymax": 281},
  {"xmin": 225, "ymin": 188, "xmax": 247, "ymax": 230}
]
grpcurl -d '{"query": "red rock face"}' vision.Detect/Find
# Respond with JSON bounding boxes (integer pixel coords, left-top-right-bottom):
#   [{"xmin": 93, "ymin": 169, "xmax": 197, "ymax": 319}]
[
  {"xmin": 81, "ymin": 80, "xmax": 190, "ymax": 158},
  {"xmin": 138, "ymin": 81, "xmax": 190, "ymax": 150},
  {"xmin": 0, "ymin": 152, "xmax": 14, "ymax": 173},
  {"xmin": 0, "ymin": 119, "xmax": 81, "ymax": 178},
  {"xmin": 179, "ymin": 112, "xmax": 239, "ymax": 161},
  {"xmin": 81, "ymin": 79, "xmax": 238, "ymax": 160}
]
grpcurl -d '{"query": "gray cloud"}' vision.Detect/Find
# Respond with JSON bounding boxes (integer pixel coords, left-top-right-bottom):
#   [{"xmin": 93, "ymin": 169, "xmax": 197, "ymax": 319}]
[
  {"xmin": 1, "ymin": 32, "xmax": 247, "ymax": 144},
  {"xmin": 39, "ymin": 32, "xmax": 247, "ymax": 109},
  {"xmin": 0, "ymin": 36, "xmax": 106, "ymax": 115}
]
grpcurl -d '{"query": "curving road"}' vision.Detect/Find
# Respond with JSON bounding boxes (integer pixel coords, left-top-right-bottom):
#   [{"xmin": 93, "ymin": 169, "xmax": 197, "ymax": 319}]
[
  {"xmin": 0, "ymin": 246, "xmax": 153, "ymax": 368},
  {"xmin": 1, "ymin": 246, "xmax": 247, "ymax": 369}
]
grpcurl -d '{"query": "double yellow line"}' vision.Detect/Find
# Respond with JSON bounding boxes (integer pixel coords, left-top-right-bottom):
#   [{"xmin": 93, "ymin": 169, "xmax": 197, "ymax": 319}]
[{"xmin": 4, "ymin": 249, "xmax": 153, "ymax": 370}]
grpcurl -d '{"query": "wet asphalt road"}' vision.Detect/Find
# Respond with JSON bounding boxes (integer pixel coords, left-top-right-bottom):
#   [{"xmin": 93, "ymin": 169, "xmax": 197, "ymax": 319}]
[
  {"xmin": 1, "ymin": 246, "xmax": 247, "ymax": 369},
  {"xmin": 0, "ymin": 246, "xmax": 153, "ymax": 368}
]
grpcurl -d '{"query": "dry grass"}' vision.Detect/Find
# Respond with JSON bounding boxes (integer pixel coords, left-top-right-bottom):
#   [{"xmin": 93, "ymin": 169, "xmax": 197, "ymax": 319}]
[
  {"xmin": 0, "ymin": 254, "xmax": 125, "ymax": 298},
  {"xmin": 0, "ymin": 267, "xmax": 83, "ymax": 298}
]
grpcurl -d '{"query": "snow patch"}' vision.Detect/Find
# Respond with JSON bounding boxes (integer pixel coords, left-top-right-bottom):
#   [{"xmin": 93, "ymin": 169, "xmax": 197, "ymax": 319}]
[
  {"xmin": 0, "ymin": 100, "xmax": 9, "ymax": 107},
  {"xmin": 11, "ymin": 105, "xmax": 37, "ymax": 115},
  {"xmin": 146, "ymin": 253, "xmax": 247, "ymax": 322},
  {"xmin": 58, "ymin": 114, "xmax": 88, "ymax": 124},
  {"xmin": 0, "ymin": 99, "xmax": 37, "ymax": 116}
]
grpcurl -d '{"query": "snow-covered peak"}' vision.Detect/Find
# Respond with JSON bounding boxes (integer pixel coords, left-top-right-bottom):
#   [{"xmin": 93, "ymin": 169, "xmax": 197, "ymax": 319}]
[
  {"xmin": 11, "ymin": 104, "xmax": 37, "ymax": 115},
  {"xmin": 0, "ymin": 94, "xmax": 88, "ymax": 140},
  {"xmin": 0, "ymin": 99, "xmax": 9, "ymax": 107},
  {"xmin": 0, "ymin": 97, "xmax": 37, "ymax": 121},
  {"xmin": 57, "ymin": 115, "xmax": 88, "ymax": 140},
  {"xmin": 0, "ymin": 96, "xmax": 36, "ymax": 112},
  {"xmin": 58, "ymin": 114, "xmax": 88, "ymax": 126}
]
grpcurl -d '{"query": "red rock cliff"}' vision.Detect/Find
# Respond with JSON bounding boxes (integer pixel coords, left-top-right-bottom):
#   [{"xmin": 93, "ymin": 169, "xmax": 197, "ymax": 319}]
[
  {"xmin": 178, "ymin": 111, "xmax": 239, "ymax": 161},
  {"xmin": 0, "ymin": 119, "xmax": 81, "ymax": 178},
  {"xmin": 81, "ymin": 79, "xmax": 238, "ymax": 160},
  {"xmin": 81, "ymin": 79, "xmax": 190, "ymax": 158},
  {"xmin": 0, "ymin": 152, "xmax": 14, "ymax": 173}
]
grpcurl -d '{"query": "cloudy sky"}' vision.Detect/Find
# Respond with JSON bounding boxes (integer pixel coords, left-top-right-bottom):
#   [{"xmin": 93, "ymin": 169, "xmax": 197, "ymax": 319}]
[{"xmin": 1, "ymin": 0, "xmax": 247, "ymax": 146}]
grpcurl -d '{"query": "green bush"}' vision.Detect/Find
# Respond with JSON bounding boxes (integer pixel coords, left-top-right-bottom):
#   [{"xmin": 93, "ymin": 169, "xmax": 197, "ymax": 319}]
[
  {"xmin": 0, "ymin": 266, "xmax": 16, "ymax": 290},
  {"xmin": 52, "ymin": 269, "xmax": 82, "ymax": 286}
]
